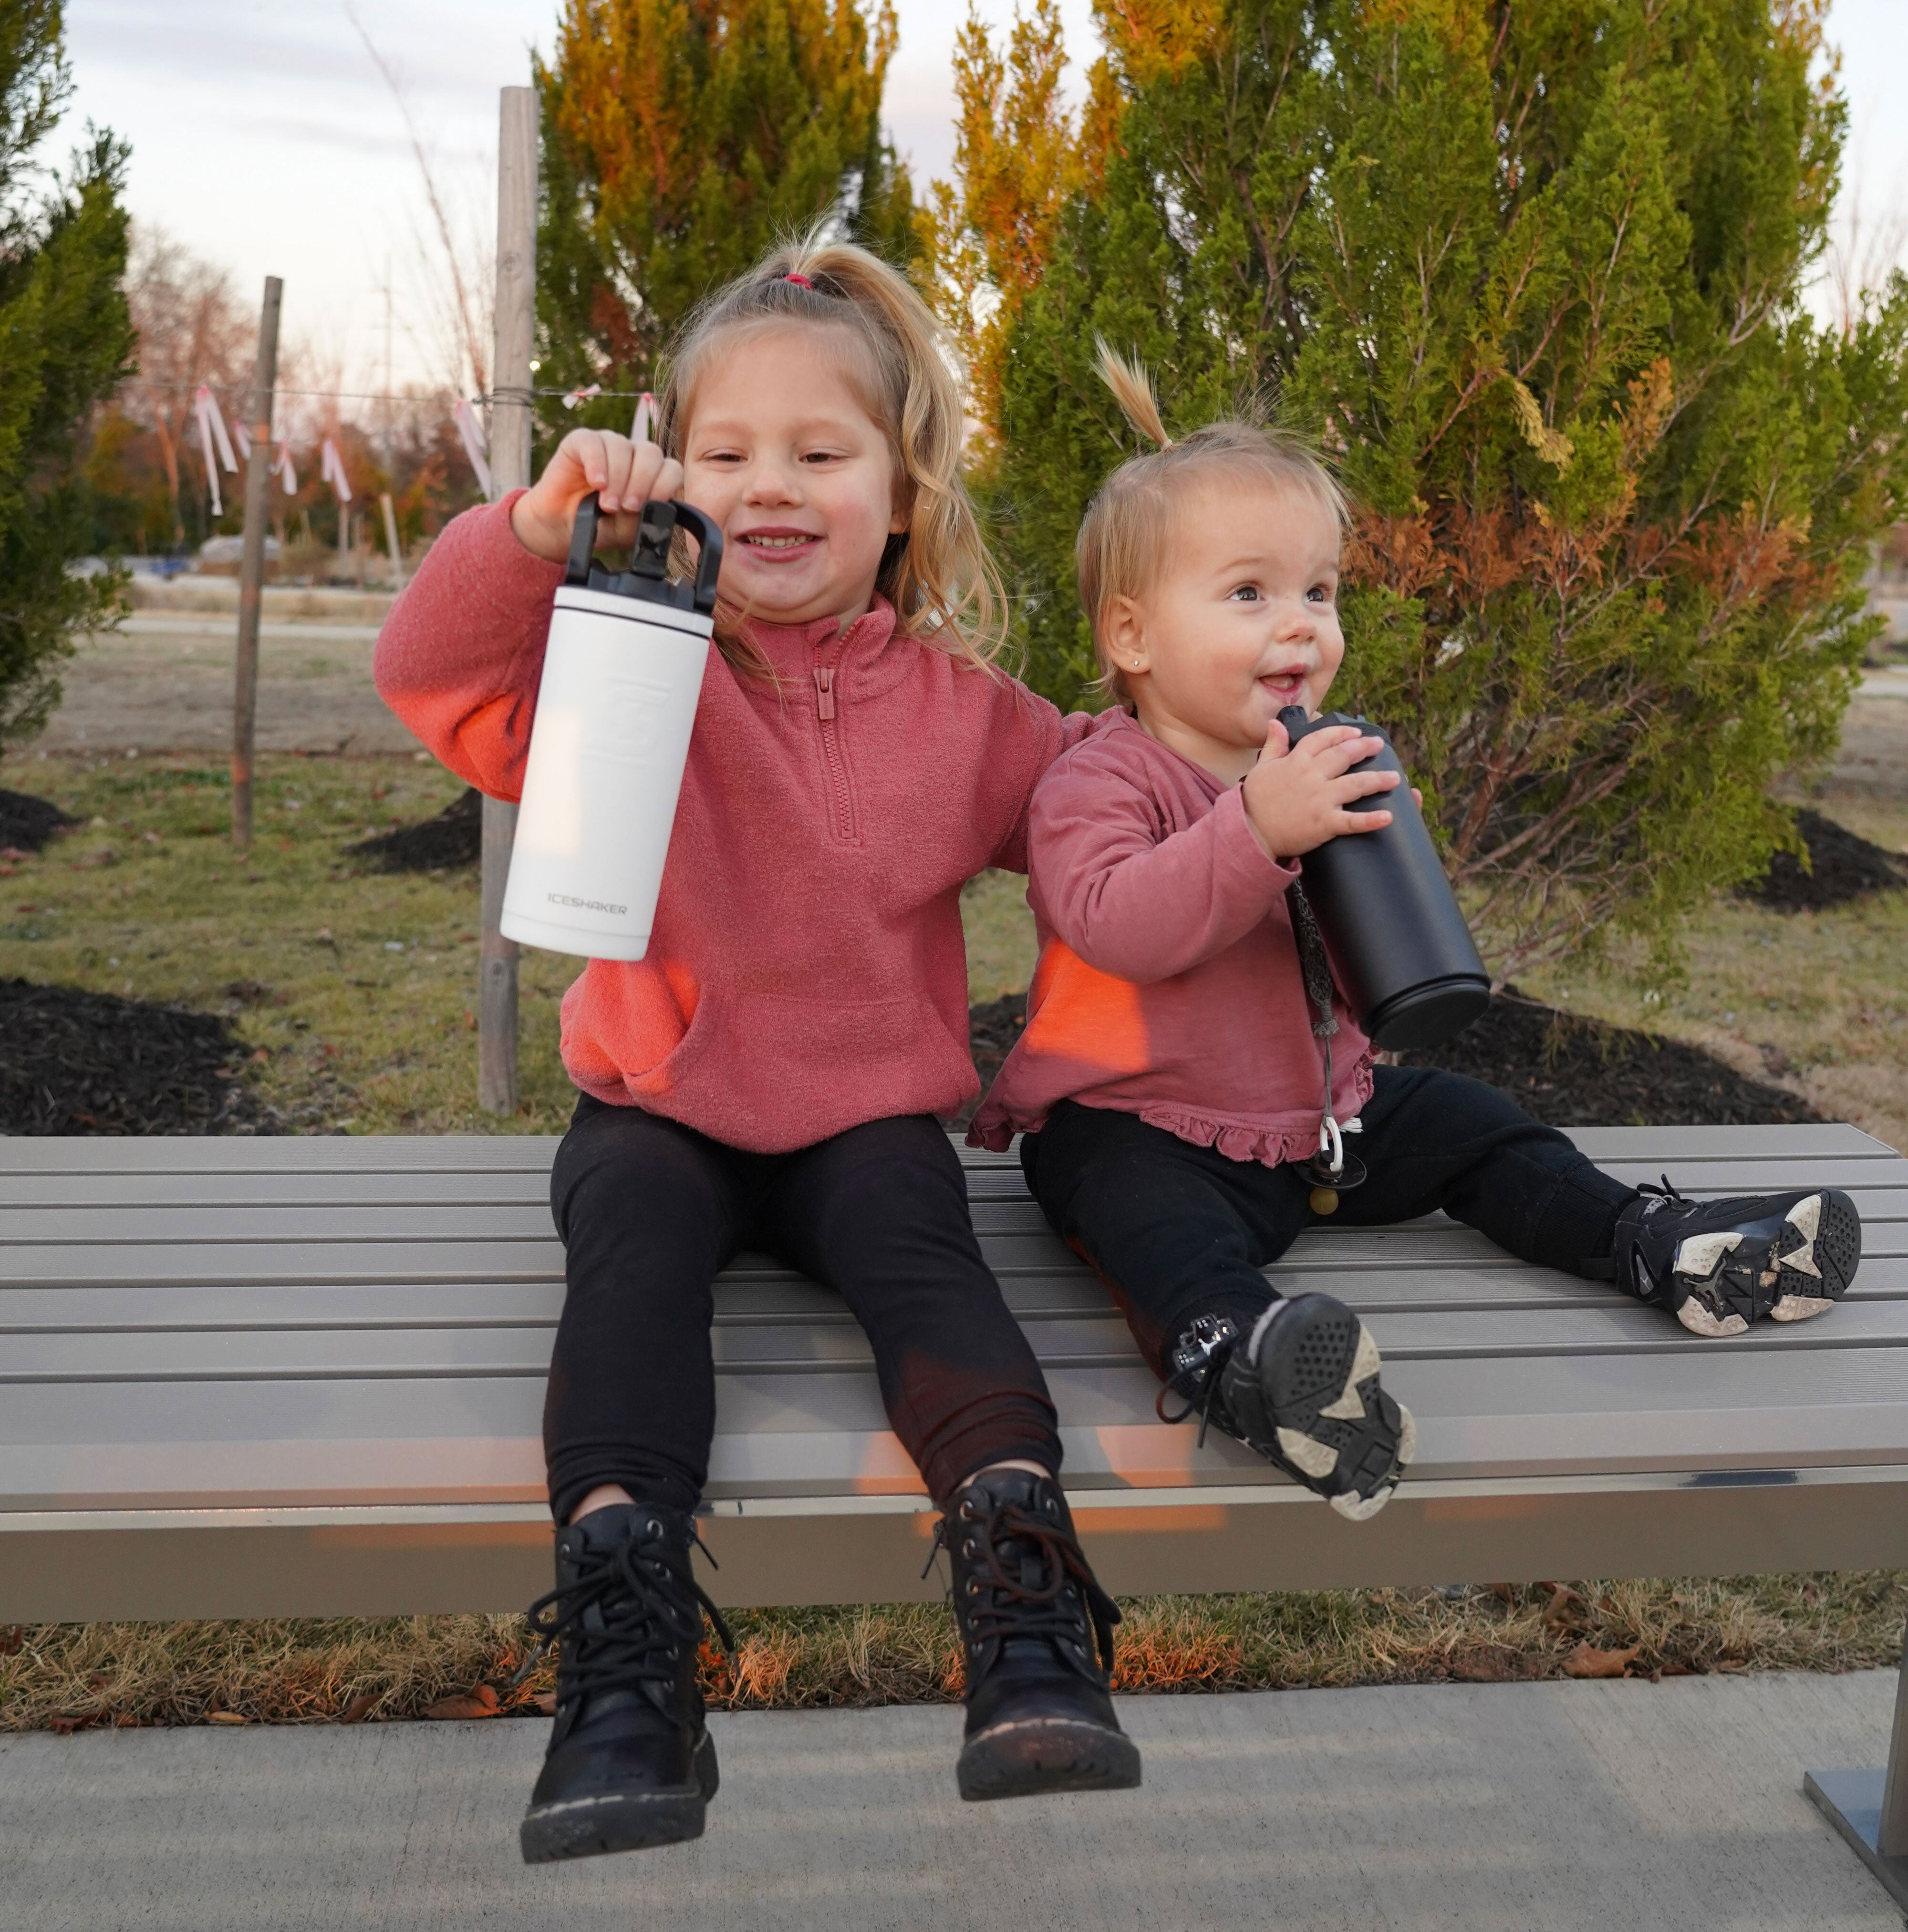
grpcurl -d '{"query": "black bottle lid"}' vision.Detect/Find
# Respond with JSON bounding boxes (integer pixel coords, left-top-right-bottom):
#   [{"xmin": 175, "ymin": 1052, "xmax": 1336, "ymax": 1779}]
[{"xmin": 563, "ymin": 491, "xmax": 723, "ymax": 615}]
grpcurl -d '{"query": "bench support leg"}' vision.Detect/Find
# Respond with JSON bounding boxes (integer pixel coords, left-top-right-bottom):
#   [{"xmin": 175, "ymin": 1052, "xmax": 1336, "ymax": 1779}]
[{"xmin": 1806, "ymin": 1619, "xmax": 1908, "ymax": 1912}]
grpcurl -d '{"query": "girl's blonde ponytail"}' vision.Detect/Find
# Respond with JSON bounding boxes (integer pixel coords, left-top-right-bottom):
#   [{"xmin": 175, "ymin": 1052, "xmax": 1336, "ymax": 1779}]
[
  {"xmin": 1092, "ymin": 339, "xmax": 1173, "ymax": 452},
  {"xmin": 656, "ymin": 225, "xmax": 1007, "ymax": 679}
]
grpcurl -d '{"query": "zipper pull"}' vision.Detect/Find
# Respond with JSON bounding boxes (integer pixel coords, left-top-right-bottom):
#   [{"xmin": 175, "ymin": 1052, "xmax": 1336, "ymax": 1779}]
[{"xmin": 814, "ymin": 666, "xmax": 836, "ymax": 721}]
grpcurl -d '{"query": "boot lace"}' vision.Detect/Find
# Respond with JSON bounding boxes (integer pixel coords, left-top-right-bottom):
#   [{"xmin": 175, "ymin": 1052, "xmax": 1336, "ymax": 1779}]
[
  {"xmin": 931, "ymin": 1495, "xmax": 1121, "ymax": 1676},
  {"xmin": 522, "ymin": 1522, "xmax": 735, "ymax": 1711}
]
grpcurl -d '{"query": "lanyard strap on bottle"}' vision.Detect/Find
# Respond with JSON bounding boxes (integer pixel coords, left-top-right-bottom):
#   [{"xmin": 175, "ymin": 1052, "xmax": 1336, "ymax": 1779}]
[{"xmin": 1286, "ymin": 880, "xmax": 1365, "ymax": 1203}]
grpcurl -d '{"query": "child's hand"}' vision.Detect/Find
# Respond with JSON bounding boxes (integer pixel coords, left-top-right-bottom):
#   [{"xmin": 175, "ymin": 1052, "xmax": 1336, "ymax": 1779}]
[
  {"xmin": 509, "ymin": 429, "xmax": 685, "ymax": 564},
  {"xmin": 1242, "ymin": 719, "xmax": 1402, "ymax": 860}
]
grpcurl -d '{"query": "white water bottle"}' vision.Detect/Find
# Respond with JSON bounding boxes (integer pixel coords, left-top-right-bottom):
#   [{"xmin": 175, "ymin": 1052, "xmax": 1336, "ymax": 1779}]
[{"xmin": 500, "ymin": 493, "xmax": 723, "ymax": 961}]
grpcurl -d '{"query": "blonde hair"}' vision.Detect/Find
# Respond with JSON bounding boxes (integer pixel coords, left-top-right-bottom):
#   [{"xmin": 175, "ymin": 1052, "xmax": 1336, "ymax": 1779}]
[
  {"xmin": 1079, "ymin": 341, "xmax": 1350, "ymax": 704},
  {"xmin": 655, "ymin": 227, "xmax": 1006, "ymax": 679}
]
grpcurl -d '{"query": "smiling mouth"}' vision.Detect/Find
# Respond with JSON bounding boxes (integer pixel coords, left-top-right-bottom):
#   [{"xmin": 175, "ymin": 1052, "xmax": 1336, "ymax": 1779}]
[{"xmin": 739, "ymin": 531, "xmax": 819, "ymax": 552}]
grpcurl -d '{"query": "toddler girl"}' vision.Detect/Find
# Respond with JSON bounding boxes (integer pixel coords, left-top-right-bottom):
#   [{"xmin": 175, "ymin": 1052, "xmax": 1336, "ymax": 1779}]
[
  {"xmin": 376, "ymin": 241, "xmax": 1137, "ymax": 1862},
  {"xmin": 973, "ymin": 347, "xmax": 1862, "ymax": 1520}
]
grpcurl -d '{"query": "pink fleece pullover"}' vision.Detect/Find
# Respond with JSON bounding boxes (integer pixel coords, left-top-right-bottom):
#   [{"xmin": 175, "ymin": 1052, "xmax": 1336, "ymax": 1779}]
[
  {"xmin": 970, "ymin": 710, "xmax": 1374, "ymax": 1166},
  {"xmin": 375, "ymin": 494, "xmax": 1083, "ymax": 1152}
]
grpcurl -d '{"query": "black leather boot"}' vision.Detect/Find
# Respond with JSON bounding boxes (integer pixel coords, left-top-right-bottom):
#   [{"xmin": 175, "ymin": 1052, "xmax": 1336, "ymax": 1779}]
[
  {"xmin": 940, "ymin": 1467, "xmax": 1141, "ymax": 1801},
  {"xmin": 518, "ymin": 1502, "xmax": 733, "ymax": 1864}
]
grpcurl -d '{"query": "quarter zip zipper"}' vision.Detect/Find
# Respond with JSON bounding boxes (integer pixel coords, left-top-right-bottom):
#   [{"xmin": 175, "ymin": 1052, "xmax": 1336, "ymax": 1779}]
[{"xmin": 812, "ymin": 647, "xmax": 855, "ymax": 841}]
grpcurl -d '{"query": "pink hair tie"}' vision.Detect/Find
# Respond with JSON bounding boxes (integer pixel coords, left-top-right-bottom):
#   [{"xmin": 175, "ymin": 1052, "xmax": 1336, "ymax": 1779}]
[{"xmin": 781, "ymin": 271, "xmax": 813, "ymax": 289}]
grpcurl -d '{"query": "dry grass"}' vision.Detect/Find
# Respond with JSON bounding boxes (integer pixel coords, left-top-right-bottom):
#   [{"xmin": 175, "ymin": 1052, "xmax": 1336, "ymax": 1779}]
[
  {"xmin": 5, "ymin": 1573, "xmax": 1901, "ymax": 1733},
  {"xmin": 1517, "ymin": 792, "xmax": 1908, "ymax": 1152}
]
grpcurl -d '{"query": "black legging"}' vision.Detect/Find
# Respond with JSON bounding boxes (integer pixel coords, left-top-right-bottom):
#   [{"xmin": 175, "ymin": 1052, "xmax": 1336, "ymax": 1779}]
[
  {"xmin": 1019, "ymin": 1065, "xmax": 1637, "ymax": 1378},
  {"xmin": 544, "ymin": 1096, "xmax": 1061, "ymax": 1523}
]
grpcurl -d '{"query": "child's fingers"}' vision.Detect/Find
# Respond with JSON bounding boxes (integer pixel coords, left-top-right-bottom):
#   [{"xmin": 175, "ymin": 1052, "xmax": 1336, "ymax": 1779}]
[
  {"xmin": 1327, "ymin": 765, "xmax": 1401, "ymax": 806},
  {"xmin": 557, "ymin": 428, "xmax": 611, "ymax": 493},
  {"xmin": 1333, "ymin": 806, "xmax": 1393, "ymax": 835},
  {"xmin": 600, "ymin": 439, "xmax": 638, "ymax": 513},
  {"xmin": 1304, "ymin": 728, "xmax": 1386, "ymax": 776},
  {"xmin": 625, "ymin": 442, "xmax": 684, "ymax": 506}
]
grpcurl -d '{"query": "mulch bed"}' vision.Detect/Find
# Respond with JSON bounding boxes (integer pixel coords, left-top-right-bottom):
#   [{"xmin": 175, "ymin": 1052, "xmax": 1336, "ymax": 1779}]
[
  {"xmin": 962, "ymin": 987, "xmax": 1819, "ymax": 1130},
  {"xmin": 0, "ymin": 979, "xmax": 275, "ymax": 1135},
  {"xmin": 342, "ymin": 787, "xmax": 482, "ymax": 873},
  {"xmin": 0, "ymin": 788, "xmax": 78, "ymax": 855},
  {"xmin": 1395, "ymin": 989, "xmax": 1822, "ymax": 1127},
  {"xmin": 1739, "ymin": 807, "xmax": 1908, "ymax": 912}
]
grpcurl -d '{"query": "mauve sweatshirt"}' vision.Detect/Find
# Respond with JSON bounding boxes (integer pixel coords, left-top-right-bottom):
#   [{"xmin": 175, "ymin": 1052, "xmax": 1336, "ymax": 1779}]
[
  {"xmin": 970, "ymin": 710, "xmax": 1374, "ymax": 1166},
  {"xmin": 374, "ymin": 494, "xmax": 1083, "ymax": 1152}
]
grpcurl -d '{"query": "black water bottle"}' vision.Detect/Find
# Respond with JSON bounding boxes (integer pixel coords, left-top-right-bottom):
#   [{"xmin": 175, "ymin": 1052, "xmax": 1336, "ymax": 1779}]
[{"xmin": 1277, "ymin": 707, "xmax": 1491, "ymax": 1051}]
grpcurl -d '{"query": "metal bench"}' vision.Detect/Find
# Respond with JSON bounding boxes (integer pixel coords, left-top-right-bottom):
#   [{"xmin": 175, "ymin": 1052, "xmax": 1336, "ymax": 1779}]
[{"xmin": 3, "ymin": 1123, "xmax": 1903, "ymax": 1905}]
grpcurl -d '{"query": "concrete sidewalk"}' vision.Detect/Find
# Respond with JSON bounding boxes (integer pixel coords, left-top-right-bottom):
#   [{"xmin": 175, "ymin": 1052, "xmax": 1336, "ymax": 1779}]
[{"xmin": 0, "ymin": 1673, "xmax": 1898, "ymax": 1932}]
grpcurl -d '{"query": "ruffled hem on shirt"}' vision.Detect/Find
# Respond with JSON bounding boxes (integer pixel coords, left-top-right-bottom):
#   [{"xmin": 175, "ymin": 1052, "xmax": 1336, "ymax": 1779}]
[{"xmin": 968, "ymin": 1056, "xmax": 1376, "ymax": 1169}]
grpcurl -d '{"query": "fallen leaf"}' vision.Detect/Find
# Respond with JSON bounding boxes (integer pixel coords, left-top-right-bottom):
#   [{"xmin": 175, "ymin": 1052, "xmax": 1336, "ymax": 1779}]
[
  {"xmin": 205, "ymin": 1710, "xmax": 249, "ymax": 1725},
  {"xmin": 424, "ymin": 1683, "xmax": 500, "ymax": 1721},
  {"xmin": 338, "ymin": 1692, "xmax": 378, "ymax": 1724},
  {"xmin": 1490, "ymin": 1583, "xmax": 1516, "ymax": 1604},
  {"xmin": 0, "ymin": 1626, "xmax": 23, "ymax": 1656},
  {"xmin": 1563, "ymin": 1642, "xmax": 1641, "ymax": 1679},
  {"xmin": 1658, "ymin": 1663, "xmax": 1698, "ymax": 1677},
  {"xmin": 48, "ymin": 1715, "xmax": 93, "ymax": 1736},
  {"xmin": 1542, "ymin": 1584, "xmax": 1587, "ymax": 1633},
  {"xmin": 529, "ymin": 1690, "xmax": 557, "ymax": 1716}
]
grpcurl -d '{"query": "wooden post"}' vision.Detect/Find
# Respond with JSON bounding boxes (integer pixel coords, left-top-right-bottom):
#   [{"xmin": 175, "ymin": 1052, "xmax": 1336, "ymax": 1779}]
[
  {"xmin": 232, "ymin": 276, "xmax": 282, "ymax": 854},
  {"xmin": 479, "ymin": 84, "xmax": 537, "ymax": 1114},
  {"xmin": 380, "ymin": 491, "xmax": 404, "ymax": 590}
]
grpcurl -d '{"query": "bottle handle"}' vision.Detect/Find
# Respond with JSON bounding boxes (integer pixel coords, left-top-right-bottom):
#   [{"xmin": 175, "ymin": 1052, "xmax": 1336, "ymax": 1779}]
[
  {"xmin": 637, "ymin": 501, "xmax": 725, "ymax": 615},
  {"xmin": 564, "ymin": 491, "xmax": 602, "ymax": 588},
  {"xmin": 562, "ymin": 490, "xmax": 724, "ymax": 615}
]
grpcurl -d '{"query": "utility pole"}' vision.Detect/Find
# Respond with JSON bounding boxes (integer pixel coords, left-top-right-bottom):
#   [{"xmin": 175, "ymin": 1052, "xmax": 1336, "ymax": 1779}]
[
  {"xmin": 232, "ymin": 275, "xmax": 282, "ymax": 854},
  {"xmin": 479, "ymin": 84, "xmax": 537, "ymax": 1113}
]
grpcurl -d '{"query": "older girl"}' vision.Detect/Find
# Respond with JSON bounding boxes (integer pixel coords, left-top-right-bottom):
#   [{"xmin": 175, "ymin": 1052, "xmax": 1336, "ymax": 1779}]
[{"xmin": 377, "ymin": 241, "xmax": 1137, "ymax": 1862}]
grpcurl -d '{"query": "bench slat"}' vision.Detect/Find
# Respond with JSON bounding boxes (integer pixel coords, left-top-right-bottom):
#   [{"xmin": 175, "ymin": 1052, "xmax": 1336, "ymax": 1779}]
[
  {"xmin": 8, "ymin": 1290, "xmax": 1905, "ymax": 1384},
  {"xmin": 10, "ymin": 1214, "xmax": 1902, "ymax": 1289},
  {"xmin": 9, "ymin": 1170, "xmax": 1908, "ymax": 1221},
  {"xmin": 7, "ymin": 1172, "xmax": 1905, "ymax": 1242},
  {"xmin": 0, "ymin": 1120, "xmax": 1893, "ymax": 1178}
]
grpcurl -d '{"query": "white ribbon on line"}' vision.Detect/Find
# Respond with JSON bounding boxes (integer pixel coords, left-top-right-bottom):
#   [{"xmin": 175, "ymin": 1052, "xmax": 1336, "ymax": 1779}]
[
  {"xmin": 193, "ymin": 385, "xmax": 238, "ymax": 517},
  {"xmin": 230, "ymin": 415, "xmax": 298, "ymax": 497},
  {"xmin": 453, "ymin": 397, "xmax": 493, "ymax": 499},
  {"xmin": 320, "ymin": 436, "xmax": 353, "ymax": 505}
]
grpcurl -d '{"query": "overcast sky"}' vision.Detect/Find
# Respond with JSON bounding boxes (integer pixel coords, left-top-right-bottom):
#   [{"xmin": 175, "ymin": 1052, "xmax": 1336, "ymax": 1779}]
[{"xmin": 61, "ymin": 0, "xmax": 1907, "ymax": 404}]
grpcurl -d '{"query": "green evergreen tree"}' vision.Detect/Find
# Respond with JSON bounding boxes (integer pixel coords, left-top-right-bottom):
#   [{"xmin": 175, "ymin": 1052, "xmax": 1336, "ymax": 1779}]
[
  {"xmin": 985, "ymin": 0, "xmax": 1907, "ymax": 975},
  {"xmin": 0, "ymin": 0, "xmax": 133, "ymax": 754},
  {"xmin": 536, "ymin": 0, "xmax": 915, "ymax": 437}
]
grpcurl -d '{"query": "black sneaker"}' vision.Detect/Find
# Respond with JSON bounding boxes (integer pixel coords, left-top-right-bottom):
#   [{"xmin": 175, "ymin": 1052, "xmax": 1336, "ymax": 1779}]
[
  {"xmin": 939, "ymin": 1467, "xmax": 1141, "ymax": 1801},
  {"xmin": 1164, "ymin": 1296, "xmax": 1414, "ymax": 1521},
  {"xmin": 518, "ymin": 1502, "xmax": 733, "ymax": 1864},
  {"xmin": 1605, "ymin": 1179, "xmax": 1861, "ymax": 1337}
]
